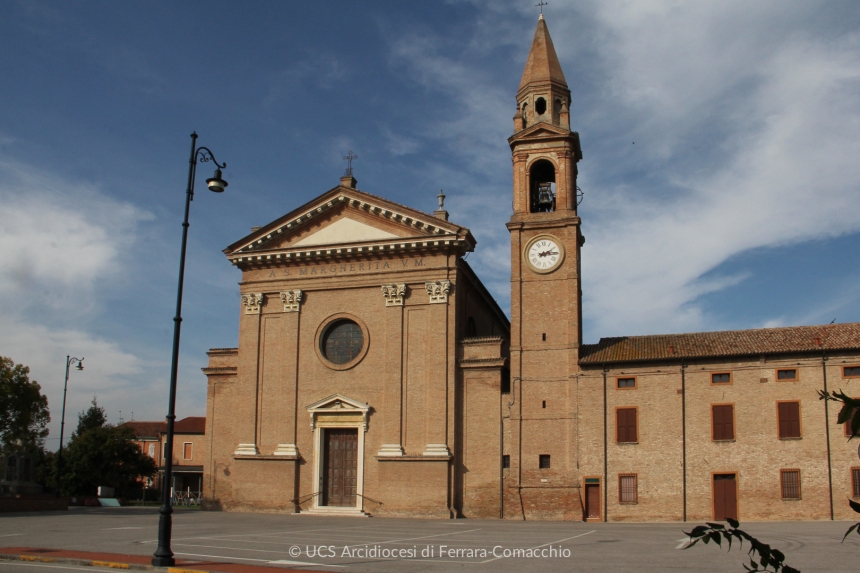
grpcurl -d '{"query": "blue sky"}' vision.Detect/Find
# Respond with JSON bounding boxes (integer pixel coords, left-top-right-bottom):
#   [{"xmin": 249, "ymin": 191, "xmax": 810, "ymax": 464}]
[{"xmin": 1, "ymin": 1, "xmax": 859, "ymax": 449}]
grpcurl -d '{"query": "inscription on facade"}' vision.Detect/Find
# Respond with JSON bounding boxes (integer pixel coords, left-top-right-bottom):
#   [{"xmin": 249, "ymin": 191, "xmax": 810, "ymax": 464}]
[{"xmin": 264, "ymin": 257, "xmax": 426, "ymax": 278}]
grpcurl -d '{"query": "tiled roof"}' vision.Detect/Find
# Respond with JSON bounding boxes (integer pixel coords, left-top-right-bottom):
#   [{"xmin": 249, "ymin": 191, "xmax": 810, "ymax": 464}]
[
  {"xmin": 579, "ymin": 323, "xmax": 860, "ymax": 364},
  {"xmin": 174, "ymin": 416, "xmax": 205, "ymax": 434},
  {"xmin": 123, "ymin": 421, "xmax": 166, "ymax": 438}
]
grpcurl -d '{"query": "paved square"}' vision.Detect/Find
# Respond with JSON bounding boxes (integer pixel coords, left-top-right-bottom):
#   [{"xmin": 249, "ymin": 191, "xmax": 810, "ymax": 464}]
[{"xmin": 1, "ymin": 508, "xmax": 858, "ymax": 572}]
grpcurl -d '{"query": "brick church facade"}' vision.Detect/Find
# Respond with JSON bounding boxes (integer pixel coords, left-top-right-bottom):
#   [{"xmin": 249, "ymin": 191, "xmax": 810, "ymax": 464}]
[{"xmin": 202, "ymin": 15, "xmax": 860, "ymax": 521}]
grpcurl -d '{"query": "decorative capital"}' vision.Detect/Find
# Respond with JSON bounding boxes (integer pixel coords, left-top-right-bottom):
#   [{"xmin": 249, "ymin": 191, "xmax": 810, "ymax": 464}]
[
  {"xmin": 241, "ymin": 292, "xmax": 264, "ymax": 314},
  {"xmin": 280, "ymin": 290, "xmax": 303, "ymax": 312},
  {"xmin": 381, "ymin": 284, "xmax": 406, "ymax": 306},
  {"xmin": 425, "ymin": 280, "xmax": 452, "ymax": 304}
]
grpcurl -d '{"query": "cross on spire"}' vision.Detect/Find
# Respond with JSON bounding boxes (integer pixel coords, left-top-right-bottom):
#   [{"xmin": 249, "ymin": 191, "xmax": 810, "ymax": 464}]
[
  {"xmin": 343, "ymin": 150, "xmax": 358, "ymax": 176},
  {"xmin": 536, "ymin": 1, "xmax": 547, "ymax": 14}
]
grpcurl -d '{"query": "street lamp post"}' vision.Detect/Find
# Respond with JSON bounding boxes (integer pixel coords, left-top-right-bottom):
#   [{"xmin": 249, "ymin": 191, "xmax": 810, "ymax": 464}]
[
  {"xmin": 152, "ymin": 132, "xmax": 227, "ymax": 568},
  {"xmin": 56, "ymin": 356, "xmax": 83, "ymax": 497}
]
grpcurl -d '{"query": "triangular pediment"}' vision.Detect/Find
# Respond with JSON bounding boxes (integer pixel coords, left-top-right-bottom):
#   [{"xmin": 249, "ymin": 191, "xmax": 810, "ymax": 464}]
[
  {"xmin": 509, "ymin": 122, "xmax": 571, "ymax": 142},
  {"xmin": 292, "ymin": 216, "xmax": 399, "ymax": 247},
  {"xmin": 225, "ymin": 186, "xmax": 475, "ymax": 259},
  {"xmin": 306, "ymin": 393, "xmax": 369, "ymax": 412}
]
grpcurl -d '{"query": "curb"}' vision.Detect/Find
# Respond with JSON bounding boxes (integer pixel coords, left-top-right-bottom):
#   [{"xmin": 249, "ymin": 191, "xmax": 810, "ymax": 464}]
[{"xmin": 0, "ymin": 553, "xmax": 211, "ymax": 572}]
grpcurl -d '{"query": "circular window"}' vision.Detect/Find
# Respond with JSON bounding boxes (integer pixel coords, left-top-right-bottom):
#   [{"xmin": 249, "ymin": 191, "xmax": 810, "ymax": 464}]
[{"xmin": 321, "ymin": 319, "xmax": 364, "ymax": 365}]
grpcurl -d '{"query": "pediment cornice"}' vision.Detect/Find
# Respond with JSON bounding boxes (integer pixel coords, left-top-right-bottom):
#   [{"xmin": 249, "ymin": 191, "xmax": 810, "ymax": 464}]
[
  {"xmin": 227, "ymin": 187, "xmax": 469, "ymax": 254},
  {"xmin": 225, "ymin": 188, "xmax": 475, "ymax": 270}
]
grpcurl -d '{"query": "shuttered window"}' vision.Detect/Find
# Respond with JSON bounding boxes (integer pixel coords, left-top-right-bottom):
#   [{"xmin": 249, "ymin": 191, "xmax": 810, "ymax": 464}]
[
  {"xmin": 616, "ymin": 408, "xmax": 638, "ymax": 443},
  {"xmin": 712, "ymin": 405, "xmax": 735, "ymax": 441},
  {"xmin": 853, "ymin": 468, "xmax": 860, "ymax": 498},
  {"xmin": 780, "ymin": 469, "xmax": 801, "ymax": 499},
  {"xmin": 183, "ymin": 442, "xmax": 193, "ymax": 460},
  {"xmin": 619, "ymin": 474, "xmax": 637, "ymax": 503},
  {"xmin": 777, "ymin": 402, "xmax": 801, "ymax": 439},
  {"xmin": 844, "ymin": 401, "xmax": 860, "ymax": 437}
]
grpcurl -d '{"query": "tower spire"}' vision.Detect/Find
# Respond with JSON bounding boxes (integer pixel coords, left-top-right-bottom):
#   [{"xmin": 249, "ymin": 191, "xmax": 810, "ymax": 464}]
[{"xmin": 518, "ymin": 15, "xmax": 567, "ymax": 96}]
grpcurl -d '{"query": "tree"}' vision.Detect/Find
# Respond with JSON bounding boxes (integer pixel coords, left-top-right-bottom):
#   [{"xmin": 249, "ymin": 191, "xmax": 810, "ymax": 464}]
[
  {"xmin": 59, "ymin": 399, "xmax": 156, "ymax": 497},
  {"xmin": 0, "ymin": 356, "xmax": 50, "ymax": 451},
  {"xmin": 75, "ymin": 397, "xmax": 106, "ymax": 435}
]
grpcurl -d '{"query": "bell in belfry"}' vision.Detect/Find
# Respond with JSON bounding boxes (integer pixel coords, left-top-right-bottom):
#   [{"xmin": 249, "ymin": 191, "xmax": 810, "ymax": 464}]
[{"xmin": 536, "ymin": 182, "xmax": 554, "ymax": 211}]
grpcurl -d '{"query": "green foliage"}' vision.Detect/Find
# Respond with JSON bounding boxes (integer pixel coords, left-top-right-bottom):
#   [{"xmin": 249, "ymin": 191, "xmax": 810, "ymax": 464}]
[
  {"xmin": 0, "ymin": 356, "xmax": 50, "ymax": 450},
  {"xmin": 684, "ymin": 519, "xmax": 799, "ymax": 573},
  {"xmin": 59, "ymin": 402, "xmax": 156, "ymax": 497},
  {"xmin": 819, "ymin": 389, "xmax": 860, "ymax": 439},
  {"xmin": 75, "ymin": 398, "xmax": 107, "ymax": 436}
]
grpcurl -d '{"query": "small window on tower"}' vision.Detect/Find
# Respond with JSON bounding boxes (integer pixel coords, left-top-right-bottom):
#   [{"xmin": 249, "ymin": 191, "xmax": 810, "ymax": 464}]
[
  {"xmin": 502, "ymin": 455, "xmax": 510, "ymax": 469},
  {"xmin": 535, "ymin": 97, "xmax": 547, "ymax": 115},
  {"xmin": 539, "ymin": 454, "xmax": 551, "ymax": 469}
]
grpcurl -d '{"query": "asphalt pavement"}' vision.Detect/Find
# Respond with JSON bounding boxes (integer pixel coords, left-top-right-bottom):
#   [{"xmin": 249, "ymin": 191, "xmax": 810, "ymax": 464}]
[{"xmin": 1, "ymin": 507, "xmax": 857, "ymax": 572}]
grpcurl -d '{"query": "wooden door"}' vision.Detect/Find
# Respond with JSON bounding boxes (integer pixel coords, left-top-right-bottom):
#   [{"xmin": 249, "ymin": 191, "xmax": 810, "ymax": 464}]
[
  {"xmin": 322, "ymin": 429, "xmax": 358, "ymax": 507},
  {"xmin": 713, "ymin": 474, "xmax": 738, "ymax": 521},
  {"xmin": 585, "ymin": 483, "xmax": 600, "ymax": 520}
]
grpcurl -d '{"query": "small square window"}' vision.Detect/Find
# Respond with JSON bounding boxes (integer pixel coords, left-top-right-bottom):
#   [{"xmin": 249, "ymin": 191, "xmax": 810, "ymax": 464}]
[
  {"xmin": 617, "ymin": 377, "xmax": 636, "ymax": 389},
  {"xmin": 502, "ymin": 455, "xmax": 510, "ymax": 469},
  {"xmin": 777, "ymin": 369, "xmax": 798, "ymax": 381},
  {"xmin": 711, "ymin": 372, "xmax": 731, "ymax": 384},
  {"xmin": 539, "ymin": 455, "xmax": 551, "ymax": 469},
  {"xmin": 844, "ymin": 366, "xmax": 860, "ymax": 378},
  {"xmin": 780, "ymin": 469, "xmax": 801, "ymax": 499}
]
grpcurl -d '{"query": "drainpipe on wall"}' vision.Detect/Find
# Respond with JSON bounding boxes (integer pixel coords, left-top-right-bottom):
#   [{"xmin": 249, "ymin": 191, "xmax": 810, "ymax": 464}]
[
  {"xmin": 603, "ymin": 365, "xmax": 608, "ymax": 523},
  {"xmin": 681, "ymin": 360, "xmax": 687, "ymax": 522},
  {"xmin": 822, "ymin": 352, "xmax": 834, "ymax": 520}
]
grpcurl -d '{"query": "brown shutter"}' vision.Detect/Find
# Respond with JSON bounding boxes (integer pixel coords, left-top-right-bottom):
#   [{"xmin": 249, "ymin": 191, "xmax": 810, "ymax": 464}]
[
  {"xmin": 617, "ymin": 408, "xmax": 637, "ymax": 443},
  {"xmin": 713, "ymin": 405, "xmax": 734, "ymax": 440},
  {"xmin": 778, "ymin": 402, "xmax": 801, "ymax": 438}
]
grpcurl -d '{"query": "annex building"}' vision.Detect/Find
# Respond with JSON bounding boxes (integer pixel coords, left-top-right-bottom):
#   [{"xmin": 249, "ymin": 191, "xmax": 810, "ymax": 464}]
[{"xmin": 202, "ymin": 15, "xmax": 860, "ymax": 522}]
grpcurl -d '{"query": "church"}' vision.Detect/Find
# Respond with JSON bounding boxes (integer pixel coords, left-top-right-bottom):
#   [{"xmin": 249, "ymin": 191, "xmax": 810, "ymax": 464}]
[{"xmin": 202, "ymin": 15, "xmax": 860, "ymax": 522}]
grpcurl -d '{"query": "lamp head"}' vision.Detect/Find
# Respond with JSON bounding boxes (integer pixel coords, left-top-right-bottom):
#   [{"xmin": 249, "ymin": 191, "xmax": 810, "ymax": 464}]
[
  {"xmin": 76, "ymin": 361, "xmax": 84, "ymax": 371},
  {"xmin": 206, "ymin": 168, "xmax": 228, "ymax": 193}
]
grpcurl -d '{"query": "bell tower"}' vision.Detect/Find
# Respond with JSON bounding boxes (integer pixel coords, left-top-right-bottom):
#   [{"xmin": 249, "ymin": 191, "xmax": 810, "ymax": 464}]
[{"xmin": 505, "ymin": 14, "xmax": 584, "ymax": 520}]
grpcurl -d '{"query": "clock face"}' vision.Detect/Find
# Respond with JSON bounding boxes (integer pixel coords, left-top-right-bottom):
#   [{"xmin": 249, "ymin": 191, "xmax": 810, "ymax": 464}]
[{"xmin": 526, "ymin": 236, "xmax": 564, "ymax": 273}]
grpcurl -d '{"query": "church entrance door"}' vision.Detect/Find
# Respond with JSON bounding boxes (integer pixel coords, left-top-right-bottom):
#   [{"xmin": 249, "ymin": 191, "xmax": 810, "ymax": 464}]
[{"xmin": 322, "ymin": 428, "xmax": 358, "ymax": 507}]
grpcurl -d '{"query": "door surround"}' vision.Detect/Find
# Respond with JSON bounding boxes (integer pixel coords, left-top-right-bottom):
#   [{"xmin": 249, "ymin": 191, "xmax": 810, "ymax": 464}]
[{"xmin": 307, "ymin": 394, "xmax": 369, "ymax": 514}]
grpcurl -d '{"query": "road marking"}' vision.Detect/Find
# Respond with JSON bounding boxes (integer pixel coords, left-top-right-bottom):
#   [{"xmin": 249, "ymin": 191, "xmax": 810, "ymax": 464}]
[
  {"xmin": 676, "ymin": 537, "xmax": 692, "ymax": 549},
  {"xmin": 0, "ymin": 534, "xmax": 24, "ymax": 537},
  {"xmin": 0, "ymin": 563, "xmax": 120, "ymax": 572},
  {"xmin": 103, "ymin": 527, "xmax": 144, "ymax": 530},
  {"xmin": 480, "ymin": 530, "xmax": 597, "ymax": 563},
  {"xmin": 268, "ymin": 560, "xmax": 345, "ymax": 568}
]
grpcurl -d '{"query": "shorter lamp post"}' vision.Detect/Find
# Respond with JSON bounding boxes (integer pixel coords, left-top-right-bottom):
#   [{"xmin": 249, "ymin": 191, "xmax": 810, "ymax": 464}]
[
  {"xmin": 56, "ymin": 356, "xmax": 83, "ymax": 497},
  {"xmin": 152, "ymin": 133, "xmax": 227, "ymax": 568}
]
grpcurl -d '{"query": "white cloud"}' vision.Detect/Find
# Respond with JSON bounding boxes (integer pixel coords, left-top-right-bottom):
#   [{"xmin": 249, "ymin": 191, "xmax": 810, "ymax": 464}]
[
  {"xmin": 388, "ymin": 1, "xmax": 860, "ymax": 339},
  {"xmin": 0, "ymin": 159, "xmax": 159, "ymax": 444}
]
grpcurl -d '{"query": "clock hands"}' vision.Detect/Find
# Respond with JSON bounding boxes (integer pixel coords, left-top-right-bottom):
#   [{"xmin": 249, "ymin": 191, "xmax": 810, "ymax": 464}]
[{"xmin": 538, "ymin": 250, "xmax": 559, "ymax": 258}]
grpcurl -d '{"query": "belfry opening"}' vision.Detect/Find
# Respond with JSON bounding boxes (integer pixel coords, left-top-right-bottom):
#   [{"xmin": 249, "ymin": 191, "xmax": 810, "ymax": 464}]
[{"xmin": 529, "ymin": 159, "xmax": 556, "ymax": 212}]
